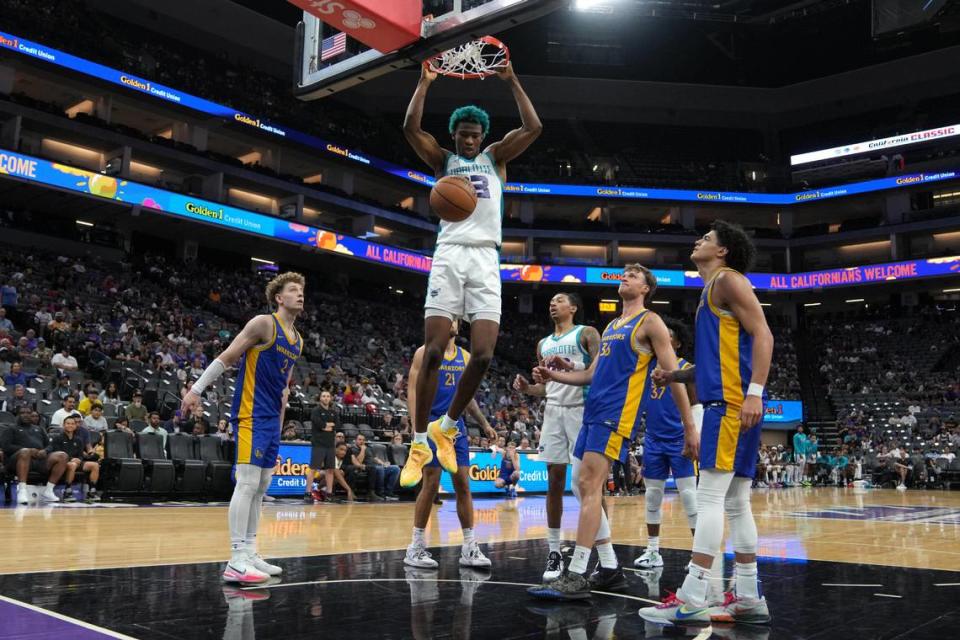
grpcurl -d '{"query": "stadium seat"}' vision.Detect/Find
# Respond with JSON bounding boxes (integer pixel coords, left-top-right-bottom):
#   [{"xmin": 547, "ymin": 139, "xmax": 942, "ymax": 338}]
[
  {"xmin": 130, "ymin": 420, "xmax": 147, "ymax": 433},
  {"xmin": 368, "ymin": 442, "xmax": 389, "ymax": 465},
  {"xmin": 101, "ymin": 430, "xmax": 144, "ymax": 496},
  {"xmin": 167, "ymin": 434, "xmax": 206, "ymax": 498},
  {"xmin": 137, "ymin": 433, "xmax": 175, "ymax": 496},
  {"xmin": 342, "ymin": 423, "xmax": 359, "ymax": 440},
  {"xmin": 198, "ymin": 436, "xmax": 234, "ymax": 500},
  {"xmin": 0, "ymin": 411, "xmax": 15, "ymax": 425},
  {"xmin": 388, "ymin": 444, "xmax": 408, "ymax": 467}
]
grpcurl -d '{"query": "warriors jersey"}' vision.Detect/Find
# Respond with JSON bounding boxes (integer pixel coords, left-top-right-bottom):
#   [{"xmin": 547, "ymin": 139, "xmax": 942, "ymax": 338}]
[
  {"xmin": 538, "ymin": 325, "xmax": 591, "ymax": 406},
  {"xmin": 430, "ymin": 346, "xmax": 469, "ymax": 420},
  {"xmin": 694, "ymin": 268, "xmax": 757, "ymax": 406},
  {"xmin": 231, "ymin": 314, "xmax": 302, "ymax": 465},
  {"xmin": 582, "ymin": 310, "xmax": 654, "ymax": 440},
  {"xmin": 437, "ymin": 151, "xmax": 504, "ymax": 248},
  {"xmin": 643, "ymin": 357, "xmax": 692, "ymax": 445}
]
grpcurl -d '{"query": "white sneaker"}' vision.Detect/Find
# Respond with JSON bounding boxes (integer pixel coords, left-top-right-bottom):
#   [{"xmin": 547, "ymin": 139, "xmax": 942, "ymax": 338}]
[
  {"xmin": 17, "ymin": 483, "xmax": 30, "ymax": 505},
  {"xmin": 222, "ymin": 557, "xmax": 270, "ymax": 584},
  {"xmin": 896, "ymin": 484, "xmax": 907, "ymax": 491},
  {"xmin": 542, "ymin": 550, "xmax": 564, "ymax": 582},
  {"xmin": 404, "ymin": 543, "xmax": 439, "ymax": 569},
  {"xmin": 459, "ymin": 542, "xmax": 492, "ymax": 568},
  {"xmin": 633, "ymin": 548, "xmax": 664, "ymax": 569},
  {"xmin": 247, "ymin": 552, "xmax": 282, "ymax": 576},
  {"xmin": 39, "ymin": 487, "xmax": 60, "ymax": 503}
]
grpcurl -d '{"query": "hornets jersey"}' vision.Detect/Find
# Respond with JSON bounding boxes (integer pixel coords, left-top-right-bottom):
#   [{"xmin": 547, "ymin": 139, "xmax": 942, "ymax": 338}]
[
  {"xmin": 643, "ymin": 357, "xmax": 693, "ymax": 445},
  {"xmin": 430, "ymin": 346, "xmax": 469, "ymax": 420},
  {"xmin": 582, "ymin": 310, "xmax": 654, "ymax": 440},
  {"xmin": 539, "ymin": 325, "xmax": 591, "ymax": 406},
  {"xmin": 437, "ymin": 152, "xmax": 504, "ymax": 248},
  {"xmin": 694, "ymin": 268, "xmax": 756, "ymax": 406},
  {"xmin": 231, "ymin": 314, "xmax": 302, "ymax": 467}
]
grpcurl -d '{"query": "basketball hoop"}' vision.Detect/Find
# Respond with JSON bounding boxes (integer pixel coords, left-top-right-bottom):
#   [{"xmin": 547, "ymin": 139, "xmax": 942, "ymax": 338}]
[{"xmin": 425, "ymin": 35, "xmax": 510, "ymax": 79}]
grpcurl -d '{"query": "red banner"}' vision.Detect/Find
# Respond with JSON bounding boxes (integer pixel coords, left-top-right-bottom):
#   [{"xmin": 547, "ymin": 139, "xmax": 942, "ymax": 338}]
[{"xmin": 289, "ymin": 0, "xmax": 421, "ymax": 53}]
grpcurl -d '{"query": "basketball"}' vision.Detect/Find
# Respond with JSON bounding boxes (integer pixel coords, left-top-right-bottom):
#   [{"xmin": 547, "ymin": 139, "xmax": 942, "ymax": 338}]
[{"xmin": 430, "ymin": 176, "xmax": 477, "ymax": 222}]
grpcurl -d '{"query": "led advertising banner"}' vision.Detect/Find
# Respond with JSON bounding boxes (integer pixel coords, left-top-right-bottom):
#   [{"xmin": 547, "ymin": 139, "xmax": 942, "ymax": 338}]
[
  {"xmin": 791, "ymin": 124, "xmax": 960, "ymax": 166},
  {"xmin": 3, "ymin": 30, "xmax": 959, "ymax": 206},
  {"xmin": 437, "ymin": 450, "xmax": 573, "ymax": 495},
  {"xmin": 2, "ymin": 149, "xmax": 960, "ymax": 292},
  {"xmin": 762, "ymin": 400, "xmax": 803, "ymax": 424},
  {"xmin": 263, "ymin": 444, "xmax": 570, "ymax": 496}
]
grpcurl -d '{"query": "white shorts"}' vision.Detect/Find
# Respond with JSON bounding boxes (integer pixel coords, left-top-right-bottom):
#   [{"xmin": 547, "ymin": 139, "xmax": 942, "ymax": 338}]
[
  {"xmin": 424, "ymin": 243, "xmax": 501, "ymax": 323},
  {"xmin": 538, "ymin": 403, "xmax": 584, "ymax": 465}
]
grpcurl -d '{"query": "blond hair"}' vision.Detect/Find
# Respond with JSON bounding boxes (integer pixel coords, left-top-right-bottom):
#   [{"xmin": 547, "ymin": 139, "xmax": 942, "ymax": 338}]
[
  {"xmin": 265, "ymin": 272, "xmax": 305, "ymax": 309},
  {"xmin": 623, "ymin": 263, "xmax": 657, "ymax": 301}
]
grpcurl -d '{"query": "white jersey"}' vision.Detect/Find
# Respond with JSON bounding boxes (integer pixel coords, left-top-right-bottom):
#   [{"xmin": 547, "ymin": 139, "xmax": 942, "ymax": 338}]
[
  {"xmin": 539, "ymin": 325, "xmax": 591, "ymax": 407},
  {"xmin": 437, "ymin": 151, "xmax": 504, "ymax": 248}
]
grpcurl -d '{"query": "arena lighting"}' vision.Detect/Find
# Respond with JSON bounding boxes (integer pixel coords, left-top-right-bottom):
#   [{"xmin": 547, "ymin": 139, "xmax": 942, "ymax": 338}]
[
  {"xmin": 75, "ymin": 219, "xmax": 94, "ymax": 227},
  {"xmin": 760, "ymin": 303, "xmax": 772, "ymax": 307},
  {"xmin": 574, "ymin": 0, "xmax": 614, "ymax": 12},
  {"xmin": 250, "ymin": 257, "xmax": 275, "ymax": 265},
  {"xmin": 943, "ymin": 288, "xmax": 960, "ymax": 293},
  {"xmin": 803, "ymin": 302, "xmax": 822, "ymax": 307},
  {"xmin": 846, "ymin": 298, "xmax": 865, "ymax": 303},
  {"xmin": 651, "ymin": 300, "xmax": 670, "ymax": 305}
]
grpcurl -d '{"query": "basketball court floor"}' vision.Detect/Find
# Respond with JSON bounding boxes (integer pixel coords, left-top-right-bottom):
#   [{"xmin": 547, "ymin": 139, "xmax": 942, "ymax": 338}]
[{"xmin": 2, "ymin": 488, "xmax": 959, "ymax": 639}]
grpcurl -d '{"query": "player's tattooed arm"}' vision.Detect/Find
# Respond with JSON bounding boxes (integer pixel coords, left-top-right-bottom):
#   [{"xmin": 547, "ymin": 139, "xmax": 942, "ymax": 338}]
[
  {"xmin": 581, "ymin": 325, "xmax": 601, "ymax": 363},
  {"xmin": 486, "ymin": 62, "xmax": 542, "ymax": 167},
  {"xmin": 651, "ymin": 365, "xmax": 696, "ymax": 386}
]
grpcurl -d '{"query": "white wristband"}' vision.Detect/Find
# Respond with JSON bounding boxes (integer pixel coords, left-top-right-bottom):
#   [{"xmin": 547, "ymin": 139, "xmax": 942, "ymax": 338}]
[
  {"xmin": 571, "ymin": 361, "xmax": 586, "ymax": 371},
  {"xmin": 191, "ymin": 358, "xmax": 226, "ymax": 396},
  {"xmin": 747, "ymin": 383, "xmax": 764, "ymax": 398},
  {"xmin": 691, "ymin": 403, "xmax": 704, "ymax": 434}
]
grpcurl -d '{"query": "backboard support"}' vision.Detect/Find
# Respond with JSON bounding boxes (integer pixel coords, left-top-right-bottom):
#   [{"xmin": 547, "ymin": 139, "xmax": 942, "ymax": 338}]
[{"xmin": 294, "ymin": 0, "xmax": 563, "ymax": 100}]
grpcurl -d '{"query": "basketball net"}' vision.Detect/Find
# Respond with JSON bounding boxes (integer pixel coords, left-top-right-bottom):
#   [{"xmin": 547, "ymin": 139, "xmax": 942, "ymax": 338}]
[{"xmin": 426, "ymin": 35, "xmax": 510, "ymax": 79}]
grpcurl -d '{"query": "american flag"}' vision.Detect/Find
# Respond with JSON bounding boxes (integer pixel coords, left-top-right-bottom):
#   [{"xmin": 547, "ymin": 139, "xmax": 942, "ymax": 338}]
[{"xmin": 320, "ymin": 32, "xmax": 347, "ymax": 61}]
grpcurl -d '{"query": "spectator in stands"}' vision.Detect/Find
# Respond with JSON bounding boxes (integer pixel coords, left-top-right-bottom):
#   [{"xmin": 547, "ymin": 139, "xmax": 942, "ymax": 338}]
[
  {"xmin": 102, "ymin": 381, "xmax": 121, "ymax": 407},
  {"xmin": 184, "ymin": 404, "xmax": 209, "ymax": 435},
  {"xmin": 83, "ymin": 403, "xmax": 108, "ymax": 435},
  {"xmin": 4, "ymin": 362, "xmax": 34, "ymax": 387},
  {"xmin": 214, "ymin": 418, "xmax": 231, "ymax": 441},
  {"xmin": 333, "ymin": 443, "xmax": 357, "ymax": 502},
  {"xmin": 281, "ymin": 422, "xmax": 300, "ymax": 441},
  {"xmin": 1, "ymin": 406, "xmax": 68, "ymax": 504},
  {"xmin": 50, "ymin": 395, "xmax": 78, "ymax": 429},
  {"xmin": 364, "ymin": 438, "xmax": 400, "ymax": 501},
  {"xmin": 0, "ymin": 307, "xmax": 13, "ymax": 334},
  {"xmin": 77, "ymin": 388, "xmax": 100, "ymax": 416},
  {"xmin": 47, "ymin": 415, "xmax": 99, "ymax": 502},
  {"xmin": 51, "ymin": 346, "xmax": 78, "ymax": 372},
  {"xmin": 33, "ymin": 338, "xmax": 52, "ymax": 363},
  {"xmin": 2, "ymin": 384, "xmax": 32, "ymax": 413},
  {"xmin": 125, "ymin": 391, "xmax": 147, "ymax": 422},
  {"xmin": 114, "ymin": 416, "xmax": 134, "ymax": 435},
  {"xmin": 307, "ymin": 390, "xmax": 339, "ymax": 502},
  {"xmin": 52, "ymin": 375, "xmax": 72, "ymax": 402},
  {"xmin": 141, "ymin": 411, "xmax": 167, "ymax": 447},
  {"xmin": 343, "ymin": 434, "xmax": 383, "ymax": 502}
]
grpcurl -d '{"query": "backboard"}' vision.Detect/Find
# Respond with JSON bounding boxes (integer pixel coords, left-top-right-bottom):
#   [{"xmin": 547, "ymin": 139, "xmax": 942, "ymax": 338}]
[{"xmin": 294, "ymin": 0, "xmax": 563, "ymax": 100}]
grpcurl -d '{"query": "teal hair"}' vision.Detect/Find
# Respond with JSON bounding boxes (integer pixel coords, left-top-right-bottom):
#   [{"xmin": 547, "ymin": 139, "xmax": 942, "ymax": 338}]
[{"xmin": 448, "ymin": 105, "xmax": 490, "ymax": 136}]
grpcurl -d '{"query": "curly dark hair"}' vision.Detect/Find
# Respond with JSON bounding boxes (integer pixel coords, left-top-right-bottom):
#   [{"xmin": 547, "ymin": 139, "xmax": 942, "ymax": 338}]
[
  {"xmin": 662, "ymin": 317, "xmax": 693, "ymax": 360},
  {"xmin": 712, "ymin": 220, "xmax": 756, "ymax": 274},
  {"xmin": 448, "ymin": 105, "xmax": 490, "ymax": 136},
  {"xmin": 556, "ymin": 292, "xmax": 584, "ymax": 324}
]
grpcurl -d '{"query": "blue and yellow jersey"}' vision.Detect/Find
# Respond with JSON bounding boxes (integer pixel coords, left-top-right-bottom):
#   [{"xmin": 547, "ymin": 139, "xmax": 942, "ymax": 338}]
[
  {"xmin": 582, "ymin": 310, "xmax": 654, "ymax": 441},
  {"xmin": 643, "ymin": 357, "xmax": 692, "ymax": 444},
  {"xmin": 230, "ymin": 313, "xmax": 302, "ymax": 437},
  {"xmin": 430, "ymin": 345, "xmax": 469, "ymax": 421},
  {"xmin": 694, "ymin": 268, "xmax": 756, "ymax": 406}
]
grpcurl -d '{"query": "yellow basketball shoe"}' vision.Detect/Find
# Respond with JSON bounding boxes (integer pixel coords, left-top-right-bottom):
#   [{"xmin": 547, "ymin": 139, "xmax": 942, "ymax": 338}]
[
  {"xmin": 428, "ymin": 418, "xmax": 459, "ymax": 474},
  {"xmin": 400, "ymin": 441, "xmax": 434, "ymax": 488}
]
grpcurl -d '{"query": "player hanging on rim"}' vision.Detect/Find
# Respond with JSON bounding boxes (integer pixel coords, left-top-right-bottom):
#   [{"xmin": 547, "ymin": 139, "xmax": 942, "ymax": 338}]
[
  {"xmin": 527, "ymin": 264, "xmax": 698, "ymax": 600},
  {"xmin": 182, "ymin": 272, "xmax": 305, "ymax": 585},
  {"xmin": 404, "ymin": 319, "xmax": 499, "ymax": 570},
  {"xmin": 514, "ymin": 292, "xmax": 601, "ymax": 582},
  {"xmin": 399, "ymin": 60, "xmax": 542, "ymax": 488},
  {"xmin": 634, "ymin": 319, "xmax": 700, "ymax": 571},
  {"xmin": 639, "ymin": 220, "xmax": 774, "ymax": 626}
]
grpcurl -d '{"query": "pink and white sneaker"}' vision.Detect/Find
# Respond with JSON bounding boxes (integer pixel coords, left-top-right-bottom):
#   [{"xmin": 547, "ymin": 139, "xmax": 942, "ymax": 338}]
[
  {"xmin": 222, "ymin": 559, "xmax": 270, "ymax": 585},
  {"xmin": 709, "ymin": 591, "xmax": 772, "ymax": 624}
]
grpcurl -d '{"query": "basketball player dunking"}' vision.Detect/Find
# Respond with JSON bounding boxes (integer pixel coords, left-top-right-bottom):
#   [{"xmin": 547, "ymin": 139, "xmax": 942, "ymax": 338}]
[
  {"xmin": 514, "ymin": 292, "xmax": 601, "ymax": 582},
  {"xmin": 404, "ymin": 319, "xmax": 498, "ymax": 570},
  {"xmin": 634, "ymin": 319, "xmax": 700, "ymax": 570},
  {"xmin": 182, "ymin": 272, "xmax": 304, "ymax": 584},
  {"xmin": 528, "ymin": 264, "xmax": 698, "ymax": 600},
  {"xmin": 399, "ymin": 62, "xmax": 541, "ymax": 489},
  {"xmin": 639, "ymin": 221, "xmax": 774, "ymax": 625}
]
